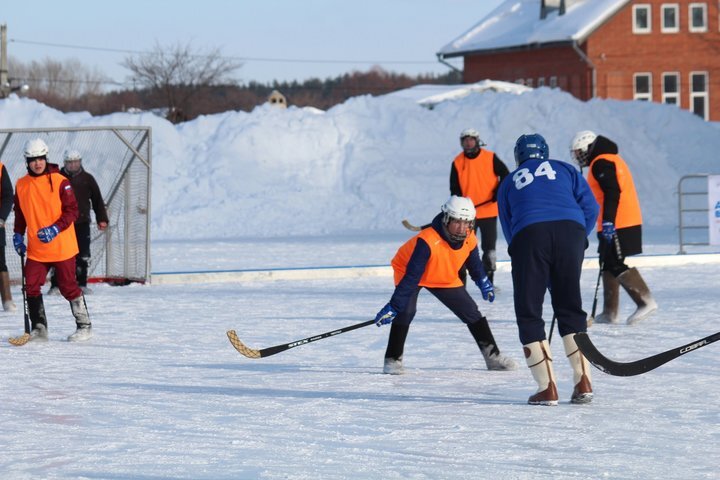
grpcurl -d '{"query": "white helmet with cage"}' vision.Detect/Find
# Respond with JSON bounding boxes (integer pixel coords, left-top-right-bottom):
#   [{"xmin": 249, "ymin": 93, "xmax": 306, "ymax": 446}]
[
  {"xmin": 570, "ymin": 130, "xmax": 597, "ymax": 167},
  {"xmin": 23, "ymin": 138, "xmax": 49, "ymax": 159},
  {"xmin": 441, "ymin": 195, "xmax": 475, "ymax": 242}
]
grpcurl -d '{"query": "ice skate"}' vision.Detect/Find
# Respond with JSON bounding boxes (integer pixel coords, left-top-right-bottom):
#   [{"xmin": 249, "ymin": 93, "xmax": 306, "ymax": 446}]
[
  {"xmin": 29, "ymin": 324, "xmax": 49, "ymax": 342},
  {"xmin": 593, "ymin": 272, "xmax": 619, "ymax": 324},
  {"xmin": 69, "ymin": 295, "xmax": 92, "ymax": 342},
  {"xmin": 524, "ymin": 340, "xmax": 558, "ymax": 406},
  {"xmin": 383, "ymin": 357, "xmax": 404, "ymax": 375},
  {"xmin": 480, "ymin": 344, "xmax": 519, "ymax": 370},
  {"xmin": 68, "ymin": 325, "xmax": 92, "ymax": 342},
  {"xmin": 563, "ymin": 334, "xmax": 593, "ymax": 404},
  {"xmin": 618, "ymin": 268, "xmax": 657, "ymax": 324}
]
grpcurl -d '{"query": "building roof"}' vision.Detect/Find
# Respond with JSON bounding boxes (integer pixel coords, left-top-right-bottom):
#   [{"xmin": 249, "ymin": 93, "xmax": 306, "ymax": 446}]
[{"xmin": 437, "ymin": 0, "xmax": 630, "ymax": 58}]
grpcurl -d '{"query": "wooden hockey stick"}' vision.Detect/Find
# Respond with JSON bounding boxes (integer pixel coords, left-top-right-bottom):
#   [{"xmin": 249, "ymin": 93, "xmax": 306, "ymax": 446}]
[{"xmin": 227, "ymin": 319, "xmax": 376, "ymax": 358}]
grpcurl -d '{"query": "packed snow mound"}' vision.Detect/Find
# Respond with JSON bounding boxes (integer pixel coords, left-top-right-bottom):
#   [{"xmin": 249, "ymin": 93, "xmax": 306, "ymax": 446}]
[{"xmin": 1, "ymin": 87, "xmax": 717, "ymax": 240}]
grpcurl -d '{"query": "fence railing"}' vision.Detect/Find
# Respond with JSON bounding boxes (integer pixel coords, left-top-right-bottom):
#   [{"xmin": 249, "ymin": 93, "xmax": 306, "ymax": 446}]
[{"xmin": 677, "ymin": 174, "xmax": 713, "ymax": 254}]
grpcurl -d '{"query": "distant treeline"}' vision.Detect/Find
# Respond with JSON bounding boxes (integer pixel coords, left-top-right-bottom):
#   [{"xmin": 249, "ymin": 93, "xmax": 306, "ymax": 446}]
[{"xmin": 29, "ymin": 67, "xmax": 463, "ymax": 122}]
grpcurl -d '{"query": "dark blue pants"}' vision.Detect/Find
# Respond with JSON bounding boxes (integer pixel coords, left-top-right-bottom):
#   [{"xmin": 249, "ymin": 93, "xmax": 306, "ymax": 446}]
[
  {"xmin": 509, "ymin": 220, "xmax": 588, "ymax": 345},
  {"xmin": 393, "ymin": 285, "xmax": 484, "ymax": 327}
]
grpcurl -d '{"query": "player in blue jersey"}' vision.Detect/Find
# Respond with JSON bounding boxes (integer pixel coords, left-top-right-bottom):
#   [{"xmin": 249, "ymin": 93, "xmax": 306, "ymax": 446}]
[{"xmin": 497, "ymin": 133, "xmax": 598, "ymax": 406}]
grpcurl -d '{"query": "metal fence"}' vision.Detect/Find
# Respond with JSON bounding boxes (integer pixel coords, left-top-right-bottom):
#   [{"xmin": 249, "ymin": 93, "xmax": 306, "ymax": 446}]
[
  {"xmin": 677, "ymin": 174, "xmax": 715, "ymax": 254},
  {"xmin": 0, "ymin": 127, "xmax": 151, "ymax": 284}
]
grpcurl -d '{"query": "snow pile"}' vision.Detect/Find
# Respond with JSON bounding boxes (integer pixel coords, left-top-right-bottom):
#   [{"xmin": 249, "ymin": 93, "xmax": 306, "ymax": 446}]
[{"xmin": 1, "ymin": 87, "xmax": 718, "ymax": 240}]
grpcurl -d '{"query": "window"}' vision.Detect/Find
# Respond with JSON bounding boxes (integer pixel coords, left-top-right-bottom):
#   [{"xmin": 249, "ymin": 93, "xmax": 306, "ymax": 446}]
[
  {"xmin": 690, "ymin": 71, "xmax": 708, "ymax": 120},
  {"xmin": 549, "ymin": 76, "xmax": 558, "ymax": 88},
  {"xmin": 633, "ymin": 4, "xmax": 652, "ymax": 33},
  {"xmin": 526, "ymin": 78, "xmax": 534, "ymax": 88},
  {"xmin": 662, "ymin": 73, "xmax": 680, "ymax": 105},
  {"xmin": 537, "ymin": 77, "xmax": 546, "ymax": 87},
  {"xmin": 689, "ymin": 3, "xmax": 707, "ymax": 32},
  {"xmin": 634, "ymin": 73, "xmax": 652, "ymax": 101},
  {"xmin": 661, "ymin": 4, "xmax": 679, "ymax": 32}
]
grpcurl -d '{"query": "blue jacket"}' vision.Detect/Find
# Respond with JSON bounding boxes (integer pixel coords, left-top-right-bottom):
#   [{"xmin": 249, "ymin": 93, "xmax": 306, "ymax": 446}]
[
  {"xmin": 497, "ymin": 159, "xmax": 598, "ymax": 246},
  {"xmin": 389, "ymin": 213, "xmax": 487, "ymax": 313}
]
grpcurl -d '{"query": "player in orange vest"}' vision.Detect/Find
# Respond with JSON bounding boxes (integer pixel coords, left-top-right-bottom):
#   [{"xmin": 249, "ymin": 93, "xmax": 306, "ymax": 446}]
[
  {"xmin": 374, "ymin": 196, "xmax": 518, "ymax": 375},
  {"xmin": 12, "ymin": 138, "xmax": 93, "ymax": 342},
  {"xmin": 571, "ymin": 131, "xmax": 657, "ymax": 325},
  {"xmin": 450, "ymin": 128, "xmax": 510, "ymax": 285}
]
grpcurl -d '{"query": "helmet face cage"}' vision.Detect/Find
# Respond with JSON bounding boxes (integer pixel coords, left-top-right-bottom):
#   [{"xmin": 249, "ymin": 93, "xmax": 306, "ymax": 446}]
[
  {"xmin": 442, "ymin": 196, "xmax": 475, "ymax": 241},
  {"xmin": 514, "ymin": 134, "xmax": 549, "ymax": 166},
  {"xmin": 570, "ymin": 130, "xmax": 597, "ymax": 167}
]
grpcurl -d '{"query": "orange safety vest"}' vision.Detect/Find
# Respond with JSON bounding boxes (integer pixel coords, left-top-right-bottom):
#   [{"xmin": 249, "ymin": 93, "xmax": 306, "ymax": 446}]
[
  {"xmin": 15, "ymin": 173, "xmax": 79, "ymax": 262},
  {"xmin": 453, "ymin": 149, "xmax": 499, "ymax": 219},
  {"xmin": 587, "ymin": 153, "xmax": 642, "ymax": 231},
  {"xmin": 392, "ymin": 227, "xmax": 478, "ymax": 288}
]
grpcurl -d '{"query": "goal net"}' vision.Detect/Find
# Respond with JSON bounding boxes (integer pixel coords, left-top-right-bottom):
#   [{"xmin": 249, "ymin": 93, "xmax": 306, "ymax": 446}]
[{"xmin": 0, "ymin": 126, "xmax": 151, "ymax": 284}]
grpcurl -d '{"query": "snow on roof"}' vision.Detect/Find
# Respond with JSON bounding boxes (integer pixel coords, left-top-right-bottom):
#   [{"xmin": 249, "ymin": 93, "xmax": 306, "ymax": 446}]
[
  {"xmin": 438, "ymin": 0, "xmax": 630, "ymax": 58},
  {"xmin": 384, "ymin": 79, "xmax": 531, "ymax": 107}
]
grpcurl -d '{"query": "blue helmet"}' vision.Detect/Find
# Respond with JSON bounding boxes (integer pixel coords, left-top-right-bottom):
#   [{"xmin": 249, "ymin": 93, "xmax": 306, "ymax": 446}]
[{"xmin": 514, "ymin": 133, "xmax": 549, "ymax": 166}]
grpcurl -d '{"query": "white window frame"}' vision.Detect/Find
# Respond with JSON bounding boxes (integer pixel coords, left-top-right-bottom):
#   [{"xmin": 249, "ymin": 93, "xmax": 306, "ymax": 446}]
[
  {"xmin": 515, "ymin": 78, "xmax": 525, "ymax": 85},
  {"xmin": 662, "ymin": 72, "xmax": 681, "ymax": 105},
  {"xmin": 549, "ymin": 76, "xmax": 558, "ymax": 88},
  {"xmin": 661, "ymin": 4, "xmax": 680, "ymax": 33},
  {"xmin": 537, "ymin": 77, "xmax": 546, "ymax": 87},
  {"xmin": 689, "ymin": 3, "xmax": 708, "ymax": 32},
  {"xmin": 689, "ymin": 71, "xmax": 709, "ymax": 120},
  {"xmin": 634, "ymin": 73, "xmax": 653, "ymax": 101},
  {"xmin": 526, "ymin": 78, "xmax": 534, "ymax": 88},
  {"xmin": 633, "ymin": 4, "xmax": 652, "ymax": 33}
]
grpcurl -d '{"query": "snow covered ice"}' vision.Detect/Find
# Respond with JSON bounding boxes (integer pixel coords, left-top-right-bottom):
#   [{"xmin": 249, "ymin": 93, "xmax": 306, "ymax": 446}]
[{"xmin": 1, "ymin": 85, "xmax": 719, "ymax": 479}]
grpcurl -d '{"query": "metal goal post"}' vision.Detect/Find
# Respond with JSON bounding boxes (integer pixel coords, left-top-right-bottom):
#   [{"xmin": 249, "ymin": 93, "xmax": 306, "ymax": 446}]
[{"xmin": 0, "ymin": 126, "xmax": 151, "ymax": 284}]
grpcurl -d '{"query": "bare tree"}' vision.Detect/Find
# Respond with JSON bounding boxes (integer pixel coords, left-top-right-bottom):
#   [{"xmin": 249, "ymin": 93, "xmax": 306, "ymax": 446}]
[
  {"xmin": 9, "ymin": 56, "xmax": 108, "ymax": 103},
  {"xmin": 122, "ymin": 41, "xmax": 242, "ymax": 122}
]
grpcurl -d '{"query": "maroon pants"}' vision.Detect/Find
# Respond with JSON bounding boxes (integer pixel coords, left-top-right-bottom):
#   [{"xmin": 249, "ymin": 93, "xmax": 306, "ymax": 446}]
[{"xmin": 24, "ymin": 257, "xmax": 82, "ymax": 300}]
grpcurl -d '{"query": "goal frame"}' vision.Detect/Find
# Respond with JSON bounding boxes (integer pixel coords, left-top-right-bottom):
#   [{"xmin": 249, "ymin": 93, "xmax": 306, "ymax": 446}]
[{"xmin": 0, "ymin": 126, "xmax": 152, "ymax": 285}]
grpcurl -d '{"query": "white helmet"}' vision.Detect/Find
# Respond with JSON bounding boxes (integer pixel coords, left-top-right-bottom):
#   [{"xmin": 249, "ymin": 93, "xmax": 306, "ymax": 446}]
[
  {"xmin": 442, "ymin": 195, "xmax": 475, "ymax": 241},
  {"xmin": 570, "ymin": 130, "xmax": 597, "ymax": 167},
  {"xmin": 459, "ymin": 128, "xmax": 486, "ymax": 147},
  {"xmin": 63, "ymin": 149, "xmax": 82, "ymax": 162},
  {"xmin": 24, "ymin": 138, "xmax": 49, "ymax": 159}
]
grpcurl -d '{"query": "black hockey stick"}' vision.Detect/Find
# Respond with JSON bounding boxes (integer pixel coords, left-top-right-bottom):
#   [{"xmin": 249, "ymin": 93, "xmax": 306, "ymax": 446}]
[
  {"xmin": 587, "ymin": 244, "xmax": 606, "ymax": 327},
  {"xmin": 227, "ymin": 319, "xmax": 376, "ymax": 358},
  {"xmin": 548, "ymin": 315, "xmax": 556, "ymax": 344},
  {"xmin": 9, "ymin": 254, "xmax": 31, "ymax": 346},
  {"xmin": 574, "ymin": 331, "xmax": 720, "ymax": 376}
]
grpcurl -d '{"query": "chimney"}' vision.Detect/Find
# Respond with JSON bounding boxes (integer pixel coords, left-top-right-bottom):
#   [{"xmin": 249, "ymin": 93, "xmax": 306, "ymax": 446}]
[{"xmin": 540, "ymin": 0, "xmax": 567, "ymax": 19}]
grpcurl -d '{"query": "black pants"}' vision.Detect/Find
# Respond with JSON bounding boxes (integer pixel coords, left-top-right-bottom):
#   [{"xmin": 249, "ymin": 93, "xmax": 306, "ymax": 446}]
[
  {"xmin": 476, "ymin": 217, "xmax": 497, "ymax": 273},
  {"xmin": 459, "ymin": 216, "xmax": 498, "ymax": 284},
  {"xmin": 393, "ymin": 285, "xmax": 485, "ymax": 327},
  {"xmin": 509, "ymin": 220, "xmax": 588, "ymax": 345},
  {"xmin": 50, "ymin": 222, "xmax": 91, "ymax": 287}
]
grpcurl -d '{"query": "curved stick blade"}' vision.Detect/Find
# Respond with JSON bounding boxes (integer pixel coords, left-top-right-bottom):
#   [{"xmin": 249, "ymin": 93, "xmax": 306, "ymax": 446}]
[
  {"xmin": 226, "ymin": 330, "xmax": 261, "ymax": 359},
  {"xmin": 401, "ymin": 219, "xmax": 421, "ymax": 232},
  {"xmin": 8, "ymin": 333, "xmax": 31, "ymax": 346}
]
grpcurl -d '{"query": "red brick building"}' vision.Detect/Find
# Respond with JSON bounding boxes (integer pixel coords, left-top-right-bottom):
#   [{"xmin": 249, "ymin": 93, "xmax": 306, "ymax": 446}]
[{"xmin": 437, "ymin": 0, "xmax": 720, "ymax": 121}]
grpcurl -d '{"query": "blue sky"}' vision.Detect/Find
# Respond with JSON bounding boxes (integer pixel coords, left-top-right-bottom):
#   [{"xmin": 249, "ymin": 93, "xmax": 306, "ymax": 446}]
[{"xmin": 2, "ymin": 0, "xmax": 504, "ymax": 87}]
